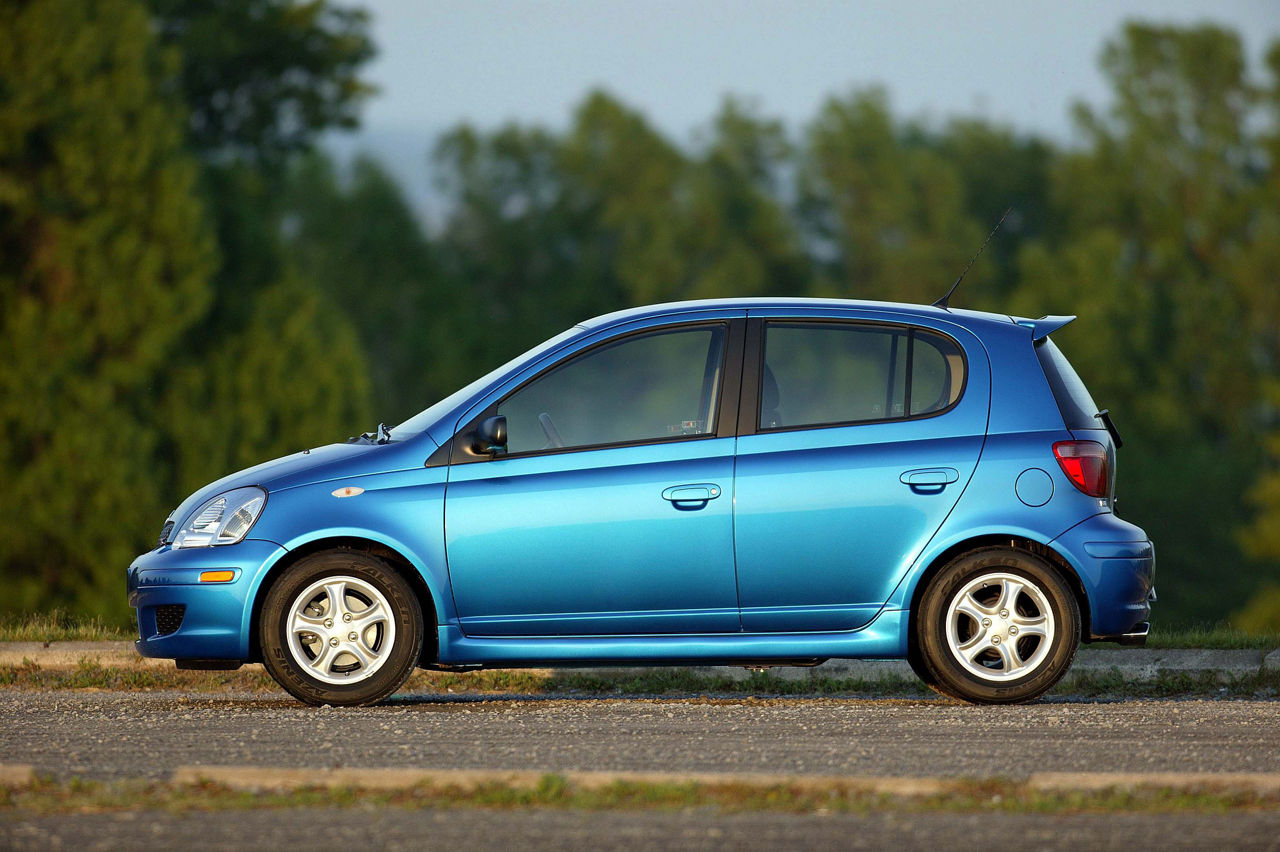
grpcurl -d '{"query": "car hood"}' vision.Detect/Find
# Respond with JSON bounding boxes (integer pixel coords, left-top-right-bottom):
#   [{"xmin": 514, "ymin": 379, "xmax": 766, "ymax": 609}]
[{"xmin": 165, "ymin": 437, "xmax": 435, "ymax": 533}]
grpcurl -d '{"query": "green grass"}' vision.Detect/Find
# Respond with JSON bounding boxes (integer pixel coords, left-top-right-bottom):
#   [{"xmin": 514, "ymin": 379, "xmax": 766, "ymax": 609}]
[
  {"xmin": 0, "ymin": 610, "xmax": 131, "ymax": 642},
  {"xmin": 2, "ymin": 658, "xmax": 1277, "ymax": 699},
  {"xmin": 2, "ymin": 774, "xmax": 1277, "ymax": 817},
  {"xmin": 1141, "ymin": 623, "xmax": 1280, "ymax": 650}
]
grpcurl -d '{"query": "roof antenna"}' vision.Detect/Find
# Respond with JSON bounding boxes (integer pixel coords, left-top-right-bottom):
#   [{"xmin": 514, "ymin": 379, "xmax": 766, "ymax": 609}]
[{"xmin": 933, "ymin": 206, "xmax": 1013, "ymax": 311}]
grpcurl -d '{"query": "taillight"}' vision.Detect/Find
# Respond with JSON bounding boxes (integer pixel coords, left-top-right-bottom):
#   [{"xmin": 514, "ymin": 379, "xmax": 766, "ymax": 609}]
[{"xmin": 1053, "ymin": 440, "xmax": 1109, "ymax": 497}]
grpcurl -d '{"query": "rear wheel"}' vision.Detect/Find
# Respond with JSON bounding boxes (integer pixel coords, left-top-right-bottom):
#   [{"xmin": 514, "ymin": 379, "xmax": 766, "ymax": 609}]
[
  {"xmin": 260, "ymin": 550, "xmax": 423, "ymax": 706},
  {"xmin": 915, "ymin": 548, "xmax": 1079, "ymax": 704}
]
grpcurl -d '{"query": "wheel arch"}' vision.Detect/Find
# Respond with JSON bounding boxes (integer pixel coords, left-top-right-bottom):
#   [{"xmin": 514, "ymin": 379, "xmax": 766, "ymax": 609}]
[
  {"xmin": 903, "ymin": 534, "xmax": 1091, "ymax": 664},
  {"xmin": 246, "ymin": 535, "xmax": 442, "ymax": 667}
]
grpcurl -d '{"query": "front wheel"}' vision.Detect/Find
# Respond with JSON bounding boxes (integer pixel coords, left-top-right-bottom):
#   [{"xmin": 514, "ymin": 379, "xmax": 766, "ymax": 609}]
[
  {"xmin": 260, "ymin": 550, "xmax": 424, "ymax": 706},
  {"xmin": 915, "ymin": 548, "xmax": 1079, "ymax": 704}
]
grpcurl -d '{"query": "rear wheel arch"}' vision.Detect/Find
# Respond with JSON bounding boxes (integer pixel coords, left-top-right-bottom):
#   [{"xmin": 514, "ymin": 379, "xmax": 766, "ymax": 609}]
[
  {"xmin": 249, "ymin": 537, "xmax": 440, "ymax": 667},
  {"xmin": 906, "ymin": 535, "xmax": 1091, "ymax": 664}
]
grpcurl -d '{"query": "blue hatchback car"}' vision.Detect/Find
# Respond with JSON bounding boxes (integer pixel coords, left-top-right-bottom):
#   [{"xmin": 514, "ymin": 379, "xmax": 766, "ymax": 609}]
[{"xmin": 129, "ymin": 298, "xmax": 1154, "ymax": 705}]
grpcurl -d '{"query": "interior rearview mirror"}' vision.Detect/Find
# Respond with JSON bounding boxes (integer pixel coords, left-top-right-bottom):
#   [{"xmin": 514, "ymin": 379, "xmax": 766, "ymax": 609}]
[{"xmin": 473, "ymin": 415, "xmax": 507, "ymax": 456}]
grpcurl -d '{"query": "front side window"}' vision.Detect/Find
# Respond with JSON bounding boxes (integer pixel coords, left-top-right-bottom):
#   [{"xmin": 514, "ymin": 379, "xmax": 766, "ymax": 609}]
[
  {"xmin": 760, "ymin": 322, "xmax": 964, "ymax": 430},
  {"xmin": 497, "ymin": 325, "xmax": 727, "ymax": 454}
]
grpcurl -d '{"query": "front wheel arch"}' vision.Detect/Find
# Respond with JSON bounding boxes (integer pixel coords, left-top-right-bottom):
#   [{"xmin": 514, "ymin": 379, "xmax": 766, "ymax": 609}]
[{"xmin": 248, "ymin": 537, "xmax": 439, "ymax": 667}]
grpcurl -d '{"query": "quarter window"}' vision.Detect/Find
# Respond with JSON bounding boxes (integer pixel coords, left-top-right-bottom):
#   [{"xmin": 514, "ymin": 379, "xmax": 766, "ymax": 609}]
[
  {"xmin": 497, "ymin": 325, "xmax": 727, "ymax": 454},
  {"xmin": 759, "ymin": 322, "xmax": 964, "ymax": 430}
]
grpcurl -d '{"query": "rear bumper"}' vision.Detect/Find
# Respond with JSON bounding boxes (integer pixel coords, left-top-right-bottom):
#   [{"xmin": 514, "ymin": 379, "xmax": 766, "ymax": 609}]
[
  {"xmin": 127, "ymin": 539, "xmax": 285, "ymax": 661},
  {"xmin": 1050, "ymin": 513, "xmax": 1155, "ymax": 639}
]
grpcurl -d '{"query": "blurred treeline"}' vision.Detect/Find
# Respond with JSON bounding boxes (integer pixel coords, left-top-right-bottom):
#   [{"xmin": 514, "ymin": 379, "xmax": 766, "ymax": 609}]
[{"xmin": 1, "ymin": 0, "xmax": 1278, "ymax": 629}]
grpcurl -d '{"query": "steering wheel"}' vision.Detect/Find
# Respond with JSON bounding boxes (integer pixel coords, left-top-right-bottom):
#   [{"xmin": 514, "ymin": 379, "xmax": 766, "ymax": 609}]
[{"xmin": 538, "ymin": 412, "xmax": 565, "ymax": 449}]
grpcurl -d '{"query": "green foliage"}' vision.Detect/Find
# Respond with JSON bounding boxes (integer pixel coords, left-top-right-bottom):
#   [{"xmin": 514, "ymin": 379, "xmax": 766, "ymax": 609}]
[
  {"xmin": 1234, "ymin": 585, "xmax": 1280, "ymax": 633},
  {"xmin": 281, "ymin": 154, "xmax": 448, "ymax": 422},
  {"xmin": 797, "ymin": 88, "xmax": 987, "ymax": 304},
  {"xmin": 1009, "ymin": 23, "xmax": 1279, "ymax": 622},
  {"xmin": 149, "ymin": 0, "xmax": 376, "ymax": 165},
  {"xmin": 160, "ymin": 277, "xmax": 371, "ymax": 496},
  {"xmin": 0, "ymin": 0, "xmax": 216, "ymax": 618}
]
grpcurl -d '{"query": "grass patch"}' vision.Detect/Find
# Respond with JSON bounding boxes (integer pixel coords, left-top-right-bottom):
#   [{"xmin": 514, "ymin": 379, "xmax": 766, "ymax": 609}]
[
  {"xmin": 2, "ymin": 775, "xmax": 1277, "ymax": 817},
  {"xmin": 1, "ymin": 659, "xmax": 1276, "ymax": 699},
  {"xmin": 1087, "ymin": 623, "xmax": 1280, "ymax": 650},
  {"xmin": 0, "ymin": 610, "xmax": 132, "ymax": 643},
  {"xmin": 1146, "ymin": 624, "xmax": 1280, "ymax": 650}
]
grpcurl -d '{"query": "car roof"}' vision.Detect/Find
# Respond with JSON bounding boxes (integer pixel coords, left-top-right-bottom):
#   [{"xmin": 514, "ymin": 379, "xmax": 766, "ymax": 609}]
[{"xmin": 576, "ymin": 297, "xmax": 1021, "ymax": 334}]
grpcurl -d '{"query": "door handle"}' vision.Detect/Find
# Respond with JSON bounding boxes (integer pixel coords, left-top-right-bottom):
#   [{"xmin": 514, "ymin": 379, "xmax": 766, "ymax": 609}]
[
  {"xmin": 899, "ymin": 468, "xmax": 959, "ymax": 488},
  {"xmin": 661, "ymin": 483, "xmax": 722, "ymax": 504}
]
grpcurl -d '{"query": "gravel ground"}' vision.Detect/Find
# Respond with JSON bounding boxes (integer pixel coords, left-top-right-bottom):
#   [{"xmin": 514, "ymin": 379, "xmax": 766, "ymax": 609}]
[
  {"xmin": 4, "ymin": 807, "xmax": 1280, "ymax": 851},
  {"xmin": 2, "ymin": 690, "xmax": 1277, "ymax": 781}
]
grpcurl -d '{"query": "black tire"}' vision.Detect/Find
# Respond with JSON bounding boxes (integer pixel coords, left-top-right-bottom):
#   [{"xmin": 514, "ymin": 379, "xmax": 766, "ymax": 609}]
[
  {"xmin": 260, "ymin": 550, "xmax": 424, "ymax": 706},
  {"xmin": 915, "ymin": 547, "xmax": 1079, "ymax": 705},
  {"xmin": 906, "ymin": 641, "xmax": 943, "ymax": 695}
]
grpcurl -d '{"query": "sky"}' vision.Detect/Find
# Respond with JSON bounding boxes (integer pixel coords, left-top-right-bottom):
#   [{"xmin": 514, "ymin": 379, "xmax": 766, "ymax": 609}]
[{"xmin": 327, "ymin": 0, "xmax": 1280, "ymax": 222}]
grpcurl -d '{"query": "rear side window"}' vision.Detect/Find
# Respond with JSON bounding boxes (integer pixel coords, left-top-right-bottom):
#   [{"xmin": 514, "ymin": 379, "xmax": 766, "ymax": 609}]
[
  {"xmin": 760, "ymin": 322, "xmax": 965, "ymax": 430},
  {"xmin": 1035, "ymin": 338, "xmax": 1099, "ymax": 430}
]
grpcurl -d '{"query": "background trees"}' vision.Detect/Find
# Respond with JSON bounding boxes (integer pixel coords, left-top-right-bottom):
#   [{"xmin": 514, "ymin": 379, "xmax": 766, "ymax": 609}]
[{"xmin": 0, "ymin": 4, "xmax": 1276, "ymax": 628}]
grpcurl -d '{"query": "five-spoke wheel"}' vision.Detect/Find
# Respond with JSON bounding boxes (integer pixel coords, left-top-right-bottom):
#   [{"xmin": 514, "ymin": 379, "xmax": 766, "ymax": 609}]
[
  {"xmin": 261, "ymin": 550, "xmax": 423, "ymax": 706},
  {"xmin": 915, "ymin": 548, "xmax": 1079, "ymax": 704}
]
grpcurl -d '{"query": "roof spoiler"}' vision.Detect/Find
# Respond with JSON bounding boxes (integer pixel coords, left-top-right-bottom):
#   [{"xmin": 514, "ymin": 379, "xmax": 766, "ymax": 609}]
[{"xmin": 1016, "ymin": 315, "xmax": 1076, "ymax": 341}]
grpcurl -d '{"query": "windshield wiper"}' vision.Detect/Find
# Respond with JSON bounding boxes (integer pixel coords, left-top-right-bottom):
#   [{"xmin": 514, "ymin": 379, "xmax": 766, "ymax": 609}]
[{"xmin": 1095, "ymin": 409, "xmax": 1123, "ymax": 449}]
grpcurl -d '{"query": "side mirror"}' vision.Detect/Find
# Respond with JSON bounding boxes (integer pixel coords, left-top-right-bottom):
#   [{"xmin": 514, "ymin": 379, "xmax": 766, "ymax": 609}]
[{"xmin": 472, "ymin": 415, "xmax": 507, "ymax": 456}]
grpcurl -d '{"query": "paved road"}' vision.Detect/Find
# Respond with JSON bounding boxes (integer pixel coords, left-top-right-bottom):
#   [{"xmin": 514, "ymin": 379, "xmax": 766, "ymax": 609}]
[
  {"xmin": 2, "ymin": 690, "xmax": 1277, "ymax": 781},
  {"xmin": 5, "ymin": 807, "xmax": 1280, "ymax": 851}
]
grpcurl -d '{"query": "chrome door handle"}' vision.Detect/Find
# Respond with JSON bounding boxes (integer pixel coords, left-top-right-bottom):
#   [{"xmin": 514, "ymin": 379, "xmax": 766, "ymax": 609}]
[{"xmin": 661, "ymin": 483, "xmax": 722, "ymax": 504}]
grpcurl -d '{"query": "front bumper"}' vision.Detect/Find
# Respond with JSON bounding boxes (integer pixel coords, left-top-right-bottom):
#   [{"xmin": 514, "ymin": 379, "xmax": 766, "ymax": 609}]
[
  {"xmin": 1050, "ymin": 513, "xmax": 1155, "ymax": 639},
  {"xmin": 127, "ymin": 539, "xmax": 286, "ymax": 661}
]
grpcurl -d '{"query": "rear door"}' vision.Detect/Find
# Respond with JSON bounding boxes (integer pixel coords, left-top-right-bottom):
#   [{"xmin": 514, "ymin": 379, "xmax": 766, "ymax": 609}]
[{"xmin": 732, "ymin": 309, "xmax": 991, "ymax": 632}]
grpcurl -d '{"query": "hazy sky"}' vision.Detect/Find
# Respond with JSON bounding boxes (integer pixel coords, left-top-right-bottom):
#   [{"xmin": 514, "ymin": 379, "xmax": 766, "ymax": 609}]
[{"xmin": 333, "ymin": 0, "xmax": 1280, "ymax": 220}]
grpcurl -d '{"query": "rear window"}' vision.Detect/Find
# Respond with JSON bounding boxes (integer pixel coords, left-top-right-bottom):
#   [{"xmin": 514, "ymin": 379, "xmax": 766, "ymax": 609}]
[{"xmin": 1035, "ymin": 338, "xmax": 1100, "ymax": 430}]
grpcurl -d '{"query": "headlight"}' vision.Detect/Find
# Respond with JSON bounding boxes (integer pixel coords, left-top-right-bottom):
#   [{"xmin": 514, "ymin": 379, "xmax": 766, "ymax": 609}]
[{"xmin": 173, "ymin": 487, "xmax": 267, "ymax": 548}]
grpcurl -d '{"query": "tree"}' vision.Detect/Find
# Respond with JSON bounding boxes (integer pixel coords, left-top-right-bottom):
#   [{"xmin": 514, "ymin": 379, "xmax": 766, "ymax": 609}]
[
  {"xmin": 282, "ymin": 153, "xmax": 450, "ymax": 423},
  {"xmin": 0, "ymin": 0, "xmax": 215, "ymax": 617},
  {"xmin": 144, "ymin": 0, "xmax": 380, "ymax": 499},
  {"xmin": 796, "ymin": 89, "xmax": 988, "ymax": 305},
  {"xmin": 149, "ymin": 0, "xmax": 376, "ymax": 166},
  {"xmin": 1010, "ymin": 24, "xmax": 1275, "ymax": 623}
]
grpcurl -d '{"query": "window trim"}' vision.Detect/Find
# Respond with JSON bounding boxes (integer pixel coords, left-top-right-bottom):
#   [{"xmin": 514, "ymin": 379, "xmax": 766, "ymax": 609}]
[
  {"xmin": 450, "ymin": 319, "xmax": 745, "ymax": 464},
  {"xmin": 737, "ymin": 317, "xmax": 968, "ymax": 437}
]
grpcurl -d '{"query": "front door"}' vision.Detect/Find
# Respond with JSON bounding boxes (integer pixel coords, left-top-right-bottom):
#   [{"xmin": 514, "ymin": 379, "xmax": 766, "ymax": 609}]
[
  {"xmin": 732, "ymin": 314, "xmax": 989, "ymax": 632},
  {"xmin": 445, "ymin": 320, "xmax": 744, "ymax": 636}
]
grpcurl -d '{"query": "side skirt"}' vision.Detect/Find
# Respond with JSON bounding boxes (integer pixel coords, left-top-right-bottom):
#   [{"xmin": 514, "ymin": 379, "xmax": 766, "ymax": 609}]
[{"xmin": 434, "ymin": 608, "xmax": 909, "ymax": 668}]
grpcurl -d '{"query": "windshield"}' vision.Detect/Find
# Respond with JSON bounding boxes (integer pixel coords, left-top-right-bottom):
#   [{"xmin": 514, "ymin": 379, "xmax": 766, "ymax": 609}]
[{"xmin": 388, "ymin": 325, "xmax": 582, "ymax": 440}]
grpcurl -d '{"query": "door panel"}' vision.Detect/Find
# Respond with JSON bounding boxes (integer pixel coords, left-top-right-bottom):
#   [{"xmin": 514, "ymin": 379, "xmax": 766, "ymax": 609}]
[
  {"xmin": 735, "ymin": 426, "xmax": 983, "ymax": 631},
  {"xmin": 732, "ymin": 314, "xmax": 990, "ymax": 632},
  {"xmin": 444, "ymin": 318, "xmax": 745, "ymax": 637},
  {"xmin": 446, "ymin": 440, "xmax": 740, "ymax": 635}
]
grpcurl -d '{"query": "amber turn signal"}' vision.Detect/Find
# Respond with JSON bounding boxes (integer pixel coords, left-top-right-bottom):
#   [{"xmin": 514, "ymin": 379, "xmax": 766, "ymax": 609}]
[{"xmin": 199, "ymin": 570, "xmax": 236, "ymax": 583}]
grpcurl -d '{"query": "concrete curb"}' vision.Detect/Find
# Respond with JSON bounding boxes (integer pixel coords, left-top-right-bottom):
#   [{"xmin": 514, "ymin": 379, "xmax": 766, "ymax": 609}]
[
  {"xmin": 0, "ymin": 764, "xmax": 34, "ymax": 786},
  {"xmin": 169, "ymin": 765, "xmax": 1280, "ymax": 796},
  {"xmin": 0, "ymin": 641, "xmax": 167, "ymax": 669},
  {"xmin": 2, "ymin": 643, "xmax": 1276, "ymax": 683},
  {"xmin": 171, "ymin": 765, "xmax": 955, "ymax": 795}
]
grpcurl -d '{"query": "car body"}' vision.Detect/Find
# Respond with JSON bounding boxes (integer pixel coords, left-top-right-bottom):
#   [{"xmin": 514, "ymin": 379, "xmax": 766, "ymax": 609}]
[{"xmin": 128, "ymin": 298, "xmax": 1155, "ymax": 705}]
